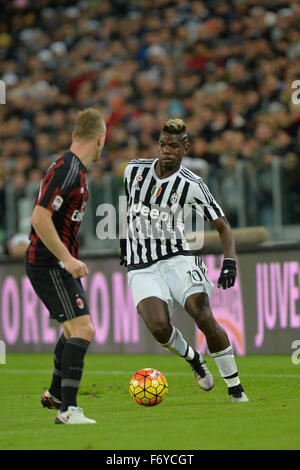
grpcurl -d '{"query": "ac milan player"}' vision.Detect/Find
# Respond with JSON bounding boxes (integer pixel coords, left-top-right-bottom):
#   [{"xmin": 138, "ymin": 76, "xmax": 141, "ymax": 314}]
[{"xmin": 25, "ymin": 108, "xmax": 106, "ymax": 424}]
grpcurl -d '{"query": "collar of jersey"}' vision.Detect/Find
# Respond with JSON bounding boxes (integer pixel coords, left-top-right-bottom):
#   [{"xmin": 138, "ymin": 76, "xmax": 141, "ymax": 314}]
[
  {"xmin": 151, "ymin": 158, "xmax": 182, "ymax": 182},
  {"xmin": 67, "ymin": 150, "xmax": 87, "ymax": 171}
]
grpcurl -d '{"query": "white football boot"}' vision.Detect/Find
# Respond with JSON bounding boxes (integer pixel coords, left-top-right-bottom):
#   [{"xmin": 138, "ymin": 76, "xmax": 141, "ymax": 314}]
[
  {"xmin": 229, "ymin": 384, "xmax": 249, "ymax": 402},
  {"xmin": 55, "ymin": 406, "xmax": 96, "ymax": 424},
  {"xmin": 231, "ymin": 392, "xmax": 249, "ymax": 402},
  {"xmin": 187, "ymin": 350, "xmax": 214, "ymax": 391}
]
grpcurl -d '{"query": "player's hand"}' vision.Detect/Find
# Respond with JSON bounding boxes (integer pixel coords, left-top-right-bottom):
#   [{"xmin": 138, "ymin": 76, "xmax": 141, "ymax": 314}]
[
  {"xmin": 217, "ymin": 259, "xmax": 236, "ymax": 289},
  {"xmin": 119, "ymin": 238, "xmax": 127, "ymax": 267},
  {"xmin": 59, "ymin": 257, "xmax": 89, "ymax": 278}
]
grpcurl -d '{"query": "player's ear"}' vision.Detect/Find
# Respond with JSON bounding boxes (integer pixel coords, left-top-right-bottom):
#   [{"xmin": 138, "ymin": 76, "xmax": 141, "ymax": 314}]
[
  {"xmin": 183, "ymin": 139, "xmax": 191, "ymax": 155},
  {"xmin": 71, "ymin": 131, "xmax": 76, "ymax": 142},
  {"xmin": 99, "ymin": 132, "xmax": 106, "ymax": 146}
]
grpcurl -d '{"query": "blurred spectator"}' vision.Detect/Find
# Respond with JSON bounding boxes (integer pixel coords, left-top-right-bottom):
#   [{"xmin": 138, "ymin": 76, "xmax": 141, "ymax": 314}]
[
  {"xmin": 1, "ymin": 0, "xmax": 300, "ymax": 250},
  {"xmin": 282, "ymin": 152, "xmax": 300, "ymax": 224}
]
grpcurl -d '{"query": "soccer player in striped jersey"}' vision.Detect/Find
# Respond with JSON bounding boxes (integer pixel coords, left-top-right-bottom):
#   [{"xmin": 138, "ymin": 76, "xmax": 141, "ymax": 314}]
[
  {"xmin": 26, "ymin": 108, "xmax": 107, "ymax": 423},
  {"xmin": 121, "ymin": 119, "xmax": 248, "ymax": 402}
]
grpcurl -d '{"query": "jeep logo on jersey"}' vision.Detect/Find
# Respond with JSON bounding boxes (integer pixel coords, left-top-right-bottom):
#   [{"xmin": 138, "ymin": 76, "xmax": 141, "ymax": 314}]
[
  {"xmin": 131, "ymin": 201, "xmax": 171, "ymax": 221},
  {"xmin": 128, "ymin": 201, "xmax": 185, "ymax": 241}
]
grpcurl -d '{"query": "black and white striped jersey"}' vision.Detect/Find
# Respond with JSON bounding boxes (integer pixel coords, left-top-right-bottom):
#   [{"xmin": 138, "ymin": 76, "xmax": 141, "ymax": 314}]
[{"xmin": 123, "ymin": 158, "xmax": 224, "ymax": 270}]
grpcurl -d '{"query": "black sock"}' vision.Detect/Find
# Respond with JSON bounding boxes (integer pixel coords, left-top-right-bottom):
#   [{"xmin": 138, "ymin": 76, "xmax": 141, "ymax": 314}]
[
  {"xmin": 60, "ymin": 337, "xmax": 90, "ymax": 412},
  {"xmin": 49, "ymin": 334, "xmax": 66, "ymax": 400}
]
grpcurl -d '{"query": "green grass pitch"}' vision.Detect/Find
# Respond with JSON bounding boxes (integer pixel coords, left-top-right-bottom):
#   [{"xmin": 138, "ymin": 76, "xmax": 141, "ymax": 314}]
[{"xmin": 0, "ymin": 353, "xmax": 299, "ymax": 450}]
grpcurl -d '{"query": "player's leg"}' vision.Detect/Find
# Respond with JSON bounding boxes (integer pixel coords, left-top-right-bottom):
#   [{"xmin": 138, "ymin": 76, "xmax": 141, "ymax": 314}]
[
  {"xmin": 41, "ymin": 324, "xmax": 72, "ymax": 409},
  {"xmin": 54, "ymin": 312, "xmax": 95, "ymax": 419},
  {"xmin": 47, "ymin": 270, "xmax": 96, "ymax": 420},
  {"xmin": 41, "ymin": 332, "xmax": 68, "ymax": 409},
  {"xmin": 166, "ymin": 255, "xmax": 248, "ymax": 400},
  {"xmin": 54, "ymin": 314, "xmax": 96, "ymax": 424},
  {"xmin": 185, "ymin": 292, "xmax": 248, "ymax": 402},
  {"xmin": 26, "ymin": 264, "xmax": 96, "ymax": 422},
  {"xmin": 44, "ymin": 319, "xmax": 96, "ymax": 423},
  {"xmin": 128, "ymin": 266, "xmax": 212, "ymax": 388},
  {"xmin": 25, "ymin": 264, "xmax": 66, "ymax": 409},
  {"xmin": 137, "ymin": 297, "xmax": 172, "ymax": 343},
  {"xmin": 155, "ymin": 256, "xmax": 214, "ymax": 391},
  {"xmin": 129, "ymin": 267, "xmax": 195, "ymax": 360},
  {"xmin": 137, "ymin": 296, "xmax": 195, "ymax": 359},
  {"xmin": 185, "ymin": 292, "xmax": 229, "ymax": 352},
  {"xmin": 137, "ymin": 296, "xmax": 214, "ymax": 390}
]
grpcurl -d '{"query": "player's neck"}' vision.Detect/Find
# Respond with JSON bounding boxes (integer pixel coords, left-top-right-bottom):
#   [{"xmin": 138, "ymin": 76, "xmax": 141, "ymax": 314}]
[
  {"xmin": 69, "ymin": 143, "xmax": 94, "ymax": 168},
  {"xmin": 155, "ymin": 160, "xmax": 181, "ymax": 179}
]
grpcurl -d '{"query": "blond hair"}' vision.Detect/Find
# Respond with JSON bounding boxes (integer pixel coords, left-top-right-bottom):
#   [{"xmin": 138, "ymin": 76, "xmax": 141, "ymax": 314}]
[
  {"xmin": 73, "ymin": 108, "xmax": 106, "ymax": 141},
  {"xmin": 162, "ymin": 118, "xmax": 188, "ymax": 143}
]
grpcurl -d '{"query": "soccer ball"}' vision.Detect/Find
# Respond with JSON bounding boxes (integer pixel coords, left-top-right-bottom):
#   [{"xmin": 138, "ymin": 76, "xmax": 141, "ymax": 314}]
[{"xmin": 129, "ymin": 368, "xmax": 168, "ymax": 406}]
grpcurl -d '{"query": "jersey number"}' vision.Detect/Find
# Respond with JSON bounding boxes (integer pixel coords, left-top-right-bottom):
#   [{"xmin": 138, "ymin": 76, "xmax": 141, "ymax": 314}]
[{"xmin": 187, "ymin": 267, "xmax": 208, "ymax": 284}]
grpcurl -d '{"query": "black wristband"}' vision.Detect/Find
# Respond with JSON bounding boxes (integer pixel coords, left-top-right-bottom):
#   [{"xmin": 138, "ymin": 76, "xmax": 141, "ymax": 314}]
[
  {"xmin": 223, "ymin": 259, "xmax": 236, "ymax": 268},
  {"xmin": 120, "ymin": 238, "xmax": 126, "ymax": 252}
]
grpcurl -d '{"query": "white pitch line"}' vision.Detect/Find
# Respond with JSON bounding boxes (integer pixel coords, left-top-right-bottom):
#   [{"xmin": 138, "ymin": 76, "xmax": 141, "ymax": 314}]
[{"xmin": 0, "ymin": 369, "xmax": 299, "ymax": 378}]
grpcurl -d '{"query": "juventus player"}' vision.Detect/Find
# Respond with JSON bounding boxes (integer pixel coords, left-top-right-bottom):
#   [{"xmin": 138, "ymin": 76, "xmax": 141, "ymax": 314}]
[
  {"xmin": 26, "ymin": 108, "xmax": 106, "ymax": 423},
  {"xmin": 121, "ymin": 119, "xmax": 248, "ymax": 402}
]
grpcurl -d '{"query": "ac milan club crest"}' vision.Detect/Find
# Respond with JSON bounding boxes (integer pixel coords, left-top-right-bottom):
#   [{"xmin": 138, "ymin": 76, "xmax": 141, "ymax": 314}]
[{"xmin": 76, "ymin": 297, "xmax": 84, "ymax": 309}]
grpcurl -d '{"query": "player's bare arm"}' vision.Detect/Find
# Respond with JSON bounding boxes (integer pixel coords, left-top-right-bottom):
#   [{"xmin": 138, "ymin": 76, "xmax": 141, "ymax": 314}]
[
  {"xmin": 211, "ymin": 216, "xmax": 237, "ymax": 289},
  {"xmin": 211, "ymin": 216, "xmax": 236, "ymax": 260},
  {"xmin": 30, "ymin": 205, "xmax": 89, "ymax": 279}
]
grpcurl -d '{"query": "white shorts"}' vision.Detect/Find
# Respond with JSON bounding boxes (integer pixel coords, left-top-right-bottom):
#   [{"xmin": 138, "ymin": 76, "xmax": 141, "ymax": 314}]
[{"xmin": 127, "ymin": 255, "xmax": 215, "ymax": 318}]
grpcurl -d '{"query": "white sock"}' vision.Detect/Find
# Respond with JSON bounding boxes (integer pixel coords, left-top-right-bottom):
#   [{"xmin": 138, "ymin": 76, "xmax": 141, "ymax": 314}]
[
  {"xmin": 161, "ymin": 326, "xmax": 195, "ymax": 360},
  {"xmin": 211, "ymin": 346, "xmax": 240, "ymax": 387}
]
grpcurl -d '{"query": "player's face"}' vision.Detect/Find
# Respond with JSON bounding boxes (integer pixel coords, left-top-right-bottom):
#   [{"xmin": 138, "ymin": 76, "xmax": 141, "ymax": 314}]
[{"xmin": 158, "ymin": 132, "xmax": 188, "ymax": 169}]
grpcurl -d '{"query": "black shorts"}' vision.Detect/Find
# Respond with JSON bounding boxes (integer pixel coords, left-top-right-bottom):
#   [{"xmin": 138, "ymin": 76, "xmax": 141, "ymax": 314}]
[{"xmin": 25, "ymin": 263, "xmax": 90, "ymax": 323}]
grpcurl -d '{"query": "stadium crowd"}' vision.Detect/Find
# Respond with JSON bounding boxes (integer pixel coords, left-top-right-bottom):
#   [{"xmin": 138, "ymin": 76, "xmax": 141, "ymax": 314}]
[{"xmin": 1, "ymin": 0, "xmax": 300, "ymax": 253}]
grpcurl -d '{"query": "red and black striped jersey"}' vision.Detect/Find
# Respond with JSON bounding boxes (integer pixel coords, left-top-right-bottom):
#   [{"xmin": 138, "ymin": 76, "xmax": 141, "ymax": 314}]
[{"xmin": 26, "ymin": 150, "xmax": 88, "ymax": 266}]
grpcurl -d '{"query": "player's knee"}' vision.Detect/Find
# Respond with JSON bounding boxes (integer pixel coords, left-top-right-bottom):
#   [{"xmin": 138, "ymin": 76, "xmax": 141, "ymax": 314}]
[
  {"xmin": 85, "ymin": 324, "xmax": 95, "ymax": 342},
  {"xmin": 193, "ymin": 293, "xmax": 210, "ymax": 312},
  {"xmin": 76, "ymin": 322, "xmax": 95, "ymax": 342}
]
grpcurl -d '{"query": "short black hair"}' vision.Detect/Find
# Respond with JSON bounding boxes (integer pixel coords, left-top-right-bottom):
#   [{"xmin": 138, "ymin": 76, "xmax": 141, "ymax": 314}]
[{"xmin": 162, "ymin": 118, "xmax": 188, "ymax": 143}]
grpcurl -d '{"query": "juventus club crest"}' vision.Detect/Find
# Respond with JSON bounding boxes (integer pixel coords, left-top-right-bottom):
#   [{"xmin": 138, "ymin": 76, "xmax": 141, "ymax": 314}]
[{"xmin": 170, "ymin": 192, "xmax": 180, "ymax": 205}]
